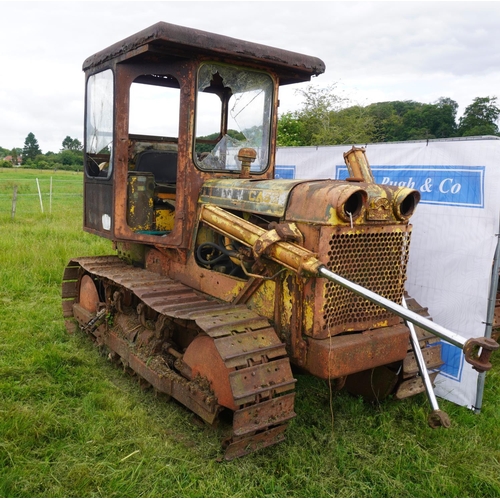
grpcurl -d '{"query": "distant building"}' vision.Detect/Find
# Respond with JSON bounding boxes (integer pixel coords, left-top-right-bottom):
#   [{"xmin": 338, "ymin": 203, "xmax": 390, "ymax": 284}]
[{"xmin": 2, "ymin": 155, "xmax": 21, "ymax": 166}]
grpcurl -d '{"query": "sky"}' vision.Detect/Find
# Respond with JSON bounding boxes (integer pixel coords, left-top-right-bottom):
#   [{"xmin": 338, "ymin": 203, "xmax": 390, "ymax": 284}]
[{"xmin": 1, "ymin": 0, "xmax": 500, "ymax": 153}]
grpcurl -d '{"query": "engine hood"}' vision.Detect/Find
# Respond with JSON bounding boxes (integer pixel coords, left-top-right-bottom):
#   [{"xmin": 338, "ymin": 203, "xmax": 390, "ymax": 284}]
[
  {"xmin": 199, "ymin": 178, "xmax": 369, "ymax": 224},
  {"xmin": 199, "ymin": 178, "xmax": 308, "ymax": 217}
]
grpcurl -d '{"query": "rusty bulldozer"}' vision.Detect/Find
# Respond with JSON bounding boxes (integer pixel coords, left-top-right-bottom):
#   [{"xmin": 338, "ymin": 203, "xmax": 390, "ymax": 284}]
[{"xmin": 62, "ymin": 22, "xmax": 498, "ymax": 459}]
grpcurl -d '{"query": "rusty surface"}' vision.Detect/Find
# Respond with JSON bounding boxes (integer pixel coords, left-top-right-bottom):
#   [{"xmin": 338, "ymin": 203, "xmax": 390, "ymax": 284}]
[
  {"xmin": 79, "ymin": 275, "xmax": 99, "ymax": 314},
  {"xmin": 463, "ymin": 337, "xmax": 499, "ymax": 373},
  {"xmin": 105, "ymin": 327, "xmax": 218, "ymax": 424},
  {"xmin": 285, "ymin": 181, "xmax": 369, "ymax": 226},
  {"xmin": 127, "ymin": 173, "xmax": 155, "ymax": 231},
  {"xmin": 312, "ymin": 224, "xmax": 411, "ymax": 338},
  {"xmin": 200, "ymin": 204, "xmax": 322, "ymax": 276},
  {"xmin": 304, "ymin": 324, "xmax": 410, "ymax": 380},
  {"xmin": 402, "ymin": 345, "xmax": 443, "ymax": 376},
  {"xmin": 65, "ymin": 19, "xmax": 454, "ymax": 460},
  {"xmin": 83, "ymin": 22, "xmax": 326, "ymax": 84},
  {"xmin": 428, "ymin": 409, "xmax": 451, "ymax": 429},
  {"xmin": 183, "ymin": 335, "xmax": 237, "ymax": 410},
  {"xmin": 199, "ymin": 178, "xmax": 305, "ymax": 217},
  {"xmin": 394, "ymin": 372, "xmax": 438, "ymax": 400},
  {"xmin": 214, "ymin": 328, "xmax": 286, "ymax": 369},
  {"xmin": 223, "ymin": 424, "xmax": 288, "ymax": 461},
  {"xmin": 232, "ymin": 393, "xmax": 296, "ymax": 436},
  {"xmin": 229, "ymin": 358, "xmax": 296, "ymax": 406},
  {"xmin": 64, "ymin": 256, "xmax": 296, "ymax": 460},
  {"xmin": 343, "ymin": 146, "xmax": 375, "ymax": 184}
]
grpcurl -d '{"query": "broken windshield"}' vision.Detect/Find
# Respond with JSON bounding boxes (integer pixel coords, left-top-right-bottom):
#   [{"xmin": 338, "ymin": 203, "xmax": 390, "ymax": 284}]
[{"xmin": 195, "ymin": 63, "xmax": 273, "ymax": 172}]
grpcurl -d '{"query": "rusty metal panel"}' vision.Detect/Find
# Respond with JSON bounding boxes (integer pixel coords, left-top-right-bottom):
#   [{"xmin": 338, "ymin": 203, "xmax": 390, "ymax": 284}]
[
  {"xmin": 232, "ymin": 393, "xmax": 296, "ymax": 436},
  {"xmin": 224, "ymin": 423, "xmax": 288, "ymax": 461},
  {"xmin": 199, "ymin": 178, "xmax": 305, "ymax": 217},
  {"xmin": 214, "ymin": 328, "xmax": 287, "ymax": 368},
  {"xmin": 84, "ymin": 179, "xmax": 113, "ymax": 236},
  {"xmin": 402, "ymin": 344, "xmax": 443, "ymax": 377},
  {"xmin": 193, "ymin": 306, "xmax": 270, "ymax": 337},
  {"xmin": 127, "ymin": 173, "xmax": 155, "ymax": 232},
  {"xmin": 83, "ymin": 22, "xmax": 326, "ymax": 85},
  {"xmin": 229, "ymin": 358, "xmax": 296, "ymax": 406},
  {"xmin": 305, "ymin": 324, "xmax": 410, "ymax": 380},
  {"xmin": 285, "ymin": 180, "xmax": 368, "ymax": 225}
]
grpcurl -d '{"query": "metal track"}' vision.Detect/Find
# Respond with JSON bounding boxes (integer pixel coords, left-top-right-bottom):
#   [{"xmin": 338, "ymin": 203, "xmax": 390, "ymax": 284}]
[
  {"xmin": 62, "ymin": 255, "xmax": 296, "ymax": 460},
  {"xmin": 343, "ymin": 294, "xmax": 443, "ymax": 401}
]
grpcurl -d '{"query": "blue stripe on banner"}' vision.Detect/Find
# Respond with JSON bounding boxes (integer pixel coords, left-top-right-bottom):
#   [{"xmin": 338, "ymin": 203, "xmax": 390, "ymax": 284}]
[
  {"xmin": 335, "ymin": 165, "xmax": 485, "ymax": 208},
  {"xmin": 275, "ymin": 165, "xmax": 296, "ymax": 179},
  {"xmin": 433, "ymin": 341, "xmax": 464, "ymax": 382}
]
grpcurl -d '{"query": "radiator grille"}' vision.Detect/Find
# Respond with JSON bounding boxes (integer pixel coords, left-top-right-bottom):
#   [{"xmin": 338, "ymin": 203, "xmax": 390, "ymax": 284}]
[{"xmin": 321, "ymin": 226, "xmax": 411, "ymax": 335}]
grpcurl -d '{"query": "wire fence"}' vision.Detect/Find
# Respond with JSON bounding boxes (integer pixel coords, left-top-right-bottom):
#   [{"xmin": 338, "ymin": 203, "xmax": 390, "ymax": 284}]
[{"xmin": 0, "ymin": 176, "xmax": 83, "ymax": 218}]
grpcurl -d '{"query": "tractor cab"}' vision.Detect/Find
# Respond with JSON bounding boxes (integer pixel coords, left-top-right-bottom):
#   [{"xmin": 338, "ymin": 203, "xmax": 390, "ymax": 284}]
[{"xmin": 82, "ymin": 22, "xmax": 325, "ymax": 252}]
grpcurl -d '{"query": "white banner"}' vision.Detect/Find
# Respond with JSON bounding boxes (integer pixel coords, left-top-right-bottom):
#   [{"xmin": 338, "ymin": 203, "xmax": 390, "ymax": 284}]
[{"xmin": 276, "ymin": 137, "xmax": 500, "ymax": 408}]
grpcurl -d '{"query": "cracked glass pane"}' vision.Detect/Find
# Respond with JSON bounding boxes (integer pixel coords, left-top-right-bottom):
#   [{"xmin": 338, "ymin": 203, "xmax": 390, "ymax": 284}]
[{"xmin": 195, "ymin": 63, "xmax": 273, "ymax": 172}]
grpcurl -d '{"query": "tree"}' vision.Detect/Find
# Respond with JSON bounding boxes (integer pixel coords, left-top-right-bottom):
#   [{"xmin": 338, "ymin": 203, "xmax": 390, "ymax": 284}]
[
  {"xmin": 59, "ymin": 149, "xmax": 83, "ymax": 167},
  {"xmin": 277, "ymin": 84, "xmax": 362, "ymax": 146},
  {"xmin": 0, "ymin": 159, "xmax": 13, "ymax": 168},
  {"xmin": 10, "ymin": 148, "xmax": 21, "ymax": 165},
  {"xmin": 458, "ymin": 96, "xmax": 500, "ymax": 137},
  {"xmin": 62, "ymin": 136, "xmax": 83, "ymax": 151},
  {"xmin": 430, "ymin": 97, "xmax": 459, "ymax": 138},
  {"xmin": 22, "ymin": 132, "xmax": 42, "ymax": 163},
  {"xmin": 277, "ymin": 112, "xmax": 308, "ymax": 146}
]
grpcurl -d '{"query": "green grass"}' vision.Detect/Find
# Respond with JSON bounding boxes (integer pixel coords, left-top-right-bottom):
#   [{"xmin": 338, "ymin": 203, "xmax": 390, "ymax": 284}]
[{"xmin": 1, "ymin": 168, "xmax": 499, "ymax": 497}]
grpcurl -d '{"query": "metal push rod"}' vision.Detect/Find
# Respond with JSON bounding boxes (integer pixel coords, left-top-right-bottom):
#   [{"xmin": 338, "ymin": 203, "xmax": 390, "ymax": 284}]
[
  {"xmin": 402, "ymin": 296, "xmax": 450, "ymax": 428},
  {"xmin": 318, "ymin": 266, "xmax": 498, "ymax": 373}
]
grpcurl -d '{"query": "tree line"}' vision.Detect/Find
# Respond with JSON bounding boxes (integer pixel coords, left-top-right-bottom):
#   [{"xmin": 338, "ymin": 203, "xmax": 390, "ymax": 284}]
[
  {"xmin": 2, "ymin": 92, "xmax": 499, "ymax": 167},
  {"xmin": 277, "ymin": 87, "xmax": 500, "ymax": 146},
  {"xmin": 0, "ymin": 133, "xmax": 83, "ymax": 171}
]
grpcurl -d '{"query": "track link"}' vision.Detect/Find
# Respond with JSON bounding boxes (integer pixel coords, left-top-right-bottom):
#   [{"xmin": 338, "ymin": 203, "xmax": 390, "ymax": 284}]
[
  {"xmin": 393, "ymin": 294, "xmax": 444, "ymax": 399},
  {"xmin": 62, "ymin": 255, "xmax": 296, "ymax": 460}
]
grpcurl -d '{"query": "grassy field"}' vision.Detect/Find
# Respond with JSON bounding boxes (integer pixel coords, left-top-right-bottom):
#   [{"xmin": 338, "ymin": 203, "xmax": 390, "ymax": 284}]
[{"xmin": 1, "ymin": 168, "xmax": 499, "ymax": 497}]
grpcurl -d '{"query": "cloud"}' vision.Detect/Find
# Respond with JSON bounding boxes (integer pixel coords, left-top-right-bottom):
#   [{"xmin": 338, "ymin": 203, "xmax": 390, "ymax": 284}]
[{"xmin": 0, "ymin": 1, "xmax": 499, "ymax": 152}]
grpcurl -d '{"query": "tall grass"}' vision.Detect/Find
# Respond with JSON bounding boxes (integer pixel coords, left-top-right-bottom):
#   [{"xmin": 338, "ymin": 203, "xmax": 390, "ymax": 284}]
[{"xmin": 1, "ymin": 169, "xmax": 499, "ymax": 497}]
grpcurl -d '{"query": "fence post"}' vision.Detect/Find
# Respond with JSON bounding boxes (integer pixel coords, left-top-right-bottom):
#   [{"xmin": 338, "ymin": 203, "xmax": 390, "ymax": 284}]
[
  {"xmin": 11, "ymin": 185, "xmax": 18, "ymax": 220},
  {"xmin": 36, "ymin": 178, "xmax": 44, "ymax": 213}
]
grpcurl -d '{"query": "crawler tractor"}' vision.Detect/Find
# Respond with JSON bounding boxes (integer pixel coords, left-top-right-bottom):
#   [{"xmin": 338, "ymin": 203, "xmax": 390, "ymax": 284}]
[{"xmin": 62, "ymin": 22, "xmax": 498, "ymax": 459}]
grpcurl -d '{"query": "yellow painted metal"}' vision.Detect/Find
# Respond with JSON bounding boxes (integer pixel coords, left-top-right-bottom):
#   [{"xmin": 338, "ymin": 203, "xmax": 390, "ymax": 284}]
[
  {"xmin": 127, "ymin": 173, "xmax": 155, "ymax": 231},
  {"xmin": 200, "ymin": 204, "xmax": 323, "ymax": 277},
  {"xmin": 155, "ymin": 207, "xmax": 175, "ymax": 231}
]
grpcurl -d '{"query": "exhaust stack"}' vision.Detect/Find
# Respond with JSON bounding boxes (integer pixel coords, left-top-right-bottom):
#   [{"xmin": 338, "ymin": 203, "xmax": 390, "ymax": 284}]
[{"xmin": 344, "ymin": 146, "xmax": 375, "ymax": 183}]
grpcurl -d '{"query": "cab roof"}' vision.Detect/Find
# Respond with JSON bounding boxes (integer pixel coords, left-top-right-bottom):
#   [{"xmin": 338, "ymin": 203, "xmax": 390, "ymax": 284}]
[{"xmin": 83, "ymin": 21, "xmax": 326, "ymax": 85}]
